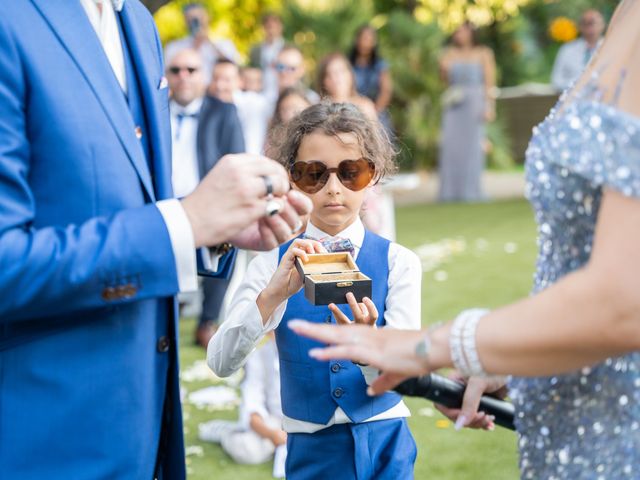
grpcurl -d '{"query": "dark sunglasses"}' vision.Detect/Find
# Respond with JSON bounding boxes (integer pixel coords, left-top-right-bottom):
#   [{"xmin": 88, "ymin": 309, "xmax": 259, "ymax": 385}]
[
  {"xmin": 168, "ymin": 66, "xmax": 199, "ymax": 75},
  {"xmin": 289, "ymin": 158, "xmax": 375, "ymax": 194},
  {"xmin": 275, "ymin": 63, "xmax": 298, "ymax": 73}
]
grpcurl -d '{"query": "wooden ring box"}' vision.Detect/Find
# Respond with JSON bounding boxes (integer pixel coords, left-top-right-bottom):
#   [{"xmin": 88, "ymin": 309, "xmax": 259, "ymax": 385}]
[{"xmin": 295, "ymin": 252, "xmax": 372, "ymax": 305}]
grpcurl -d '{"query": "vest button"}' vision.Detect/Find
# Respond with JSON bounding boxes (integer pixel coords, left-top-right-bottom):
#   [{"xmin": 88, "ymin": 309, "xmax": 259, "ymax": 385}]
[
  {"xmin": 331, "ymin": 363, "xmax": 341, "ymax": 373},
  {"xmin": 333, "ymin": 387, "xmax": 344, "ymax": 398},
  {"xmin": 325, "ymin": 315, "xmax": 332, "ymax": 324},
  {"xmin": 157, "ymin": 336, "xmax": 170, "ymax": 353}
]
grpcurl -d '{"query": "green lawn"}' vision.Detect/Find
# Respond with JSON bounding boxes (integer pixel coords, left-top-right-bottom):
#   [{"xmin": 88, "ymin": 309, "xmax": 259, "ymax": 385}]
[{"xmin": 179, "ymin": 199, "xmax": 538, "ymax": 479}]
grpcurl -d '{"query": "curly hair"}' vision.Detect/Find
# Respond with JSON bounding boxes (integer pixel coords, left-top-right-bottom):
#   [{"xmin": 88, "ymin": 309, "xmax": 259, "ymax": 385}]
[{"xmin": 270, "ymin": 102, "xmax": 397, "ymax": 183}]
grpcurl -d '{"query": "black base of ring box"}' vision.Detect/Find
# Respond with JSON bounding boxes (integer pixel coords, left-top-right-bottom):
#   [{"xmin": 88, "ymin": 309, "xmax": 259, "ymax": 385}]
[{"xmin": 295, "ymin": 252, "xmax": 372, "ymax": 305}]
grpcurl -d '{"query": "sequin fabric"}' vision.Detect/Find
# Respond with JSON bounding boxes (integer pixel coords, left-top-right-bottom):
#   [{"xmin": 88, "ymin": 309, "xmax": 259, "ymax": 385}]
[{"xmin": 509, "ymin": 88, "xmax": 640, "ymax": 478}]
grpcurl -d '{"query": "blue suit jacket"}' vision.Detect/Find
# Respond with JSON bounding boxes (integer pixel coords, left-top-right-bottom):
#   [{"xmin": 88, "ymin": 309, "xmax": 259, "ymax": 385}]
[{"xmin": 0, "ymin": 1, "xmax": 191, "ymax": 478}]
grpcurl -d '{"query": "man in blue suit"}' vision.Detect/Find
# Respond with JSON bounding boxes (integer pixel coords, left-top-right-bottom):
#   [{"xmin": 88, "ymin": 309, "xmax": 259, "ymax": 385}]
[{"xmin": 0, "ymin": 1, "xmax": 309, "ymax": 479}]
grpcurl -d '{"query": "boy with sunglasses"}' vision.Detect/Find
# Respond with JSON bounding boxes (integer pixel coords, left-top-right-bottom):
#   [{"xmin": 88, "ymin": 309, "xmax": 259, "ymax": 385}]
[{"xmin": 208, "ymin": 102, "xmax": 421, "ymax": 479}]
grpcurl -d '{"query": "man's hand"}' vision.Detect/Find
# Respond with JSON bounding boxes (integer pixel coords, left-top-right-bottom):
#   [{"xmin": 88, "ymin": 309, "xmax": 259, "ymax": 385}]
[{"xmin": 181, "ymin": 154, "xmax": 311, "ymax": 249}]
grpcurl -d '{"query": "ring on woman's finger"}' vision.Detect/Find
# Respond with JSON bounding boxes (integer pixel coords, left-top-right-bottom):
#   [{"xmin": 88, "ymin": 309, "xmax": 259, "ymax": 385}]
[
  {"xmin": 265, "ymin": 198, "xmax": 282, "ymax": 217},
  {"xmin": 261, "ymin": 175, "xmax": 274, "ymax": 198}
]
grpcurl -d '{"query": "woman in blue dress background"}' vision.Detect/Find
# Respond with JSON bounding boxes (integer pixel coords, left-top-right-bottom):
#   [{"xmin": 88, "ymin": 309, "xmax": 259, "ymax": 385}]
[
  {"xmin": 438, "ymin": 22, "xmax": 496, "ymax": 202},
  {"xmin": 291, "ymin": 1, "xmax": 640, "ymax": 478},
  {"xmin": 348, "ymin": 25, "xmax": 394, "ymax": 134}
]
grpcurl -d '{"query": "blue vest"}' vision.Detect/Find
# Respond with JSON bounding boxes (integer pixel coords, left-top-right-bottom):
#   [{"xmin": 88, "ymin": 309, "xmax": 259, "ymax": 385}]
[{"xmin": 276, "ymin": 230, "xmax": 402, "ymax": 424}]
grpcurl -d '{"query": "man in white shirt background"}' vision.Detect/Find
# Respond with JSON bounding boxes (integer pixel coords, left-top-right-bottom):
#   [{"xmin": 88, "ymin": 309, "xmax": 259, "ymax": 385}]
[
  {"xmin": 209, "ymin": 59, "xmax": 272, "ymax": 155},
  {"xmin": 164, "ymin": 2, "xmax": 241, "ymax": 87},
  {"xmin": 551, "ymin": 9, "xmax": 605, "ymax": 92},
  {"xmin": 167, "ymin": 49, "xmax": 246, "ymax": 348},
  {"xmin": 249, "ymin": 12, "xmax": 285, "ymax": 101}
]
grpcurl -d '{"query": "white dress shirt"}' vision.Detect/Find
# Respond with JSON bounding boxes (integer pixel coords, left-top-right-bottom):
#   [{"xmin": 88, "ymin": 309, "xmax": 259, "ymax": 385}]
[
  {"xmin": 258, "ymin": 37, "xmax": 284, "ymax": 100},
  {"xmin": 551, "ymin": 37, "xmax": 603, "ymax": 91},
  {"xmin": 232, "ymin": 90, "xmax": 272, "ymax": 155},
  {"xmin": 81, "ymin": 0, "xmax": 197, "ymax": 292},
  {"xmin": 170, "ymin": 98, "xmax": 202, "ymax": 198},
  {"xmin": 208, "ymin": 218, "xmax": 422, "ymax": 433},
  {"xmin": 238, "ymin": 338, "xmax": 283, "ymax": 431}
]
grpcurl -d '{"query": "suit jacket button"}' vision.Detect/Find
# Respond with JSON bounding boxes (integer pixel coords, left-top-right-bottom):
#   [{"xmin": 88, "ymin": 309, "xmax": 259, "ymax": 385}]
[
  {"xmin": 333, "ymin": 387, "xmax": 344, "ymax": 398},
  {"xmin": 157, "ymin": 336, "xmax": 170, "ymax": 353},
  {"xmin": 119, "ymin": 284, "xmax": 137, "ymax": 298},
  {"xmin": 134, "ymin": 126, "xmax": 143, "ymax": 139},
  {"xmin": 101, "ymin": 287, "xmax": 117, "ymax": 301},
  {"xmin": 331, "ymin": 363, "xmax": 341, "ymax": 373}
]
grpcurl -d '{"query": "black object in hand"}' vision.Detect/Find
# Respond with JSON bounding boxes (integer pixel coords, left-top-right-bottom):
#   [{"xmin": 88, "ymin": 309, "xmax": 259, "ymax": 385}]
[{"xmin": 394, "ymin": 374, "xmax": 515, "ymax": 431}]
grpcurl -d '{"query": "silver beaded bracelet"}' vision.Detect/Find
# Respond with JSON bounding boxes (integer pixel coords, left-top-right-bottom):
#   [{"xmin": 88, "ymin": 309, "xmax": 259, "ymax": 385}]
[{"xmin": 450, "ymin": 308, "xmax": 490, "ymax": 377}]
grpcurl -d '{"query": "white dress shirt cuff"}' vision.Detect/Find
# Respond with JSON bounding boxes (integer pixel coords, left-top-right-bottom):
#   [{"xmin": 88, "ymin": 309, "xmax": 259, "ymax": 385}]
[{"xmin": 156, "ymin": 199, "xmax": 198, "ymax": 293}]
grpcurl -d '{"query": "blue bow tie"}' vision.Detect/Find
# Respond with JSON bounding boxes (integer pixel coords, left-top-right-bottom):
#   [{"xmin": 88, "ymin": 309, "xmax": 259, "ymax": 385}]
[{"xmin": 304, "ymin": 234, "xmax": 356, "ymax": 257}]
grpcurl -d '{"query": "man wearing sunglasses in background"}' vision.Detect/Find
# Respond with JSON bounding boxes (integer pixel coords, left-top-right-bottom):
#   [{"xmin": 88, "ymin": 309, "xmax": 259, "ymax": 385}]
[
  {"xmin": 270, "ymin": 45, "xmax": 320, "ymax": 106},
  {"xmin": 0, "ymin": 1, "xmax": 310, "ymax": 479}
]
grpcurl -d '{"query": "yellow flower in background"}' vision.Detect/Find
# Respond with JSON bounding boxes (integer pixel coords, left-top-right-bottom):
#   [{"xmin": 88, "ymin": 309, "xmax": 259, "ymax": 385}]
[
  {"xmin": 549, "ymin": 17, "xmax": 578, "ymax": 43},
  {"xmin": 154, "ymin": 3, "xmax": 187, "ymax": 45}
]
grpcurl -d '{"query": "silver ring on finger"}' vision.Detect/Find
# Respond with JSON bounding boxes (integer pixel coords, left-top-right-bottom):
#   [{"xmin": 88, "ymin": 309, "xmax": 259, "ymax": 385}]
[
  {"xmin": 265, "ymin": 198, "xmax": 282, "ymax": 217},
  {"xmin": 261, "ymin": 175, "xmax": 274, "ymax": 198}
]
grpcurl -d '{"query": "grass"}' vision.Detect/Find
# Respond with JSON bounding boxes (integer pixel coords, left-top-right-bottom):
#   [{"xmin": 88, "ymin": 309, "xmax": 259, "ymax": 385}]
[{"xmin": 179, "ymin": 199, "xmax": 538, "ymax": 479}]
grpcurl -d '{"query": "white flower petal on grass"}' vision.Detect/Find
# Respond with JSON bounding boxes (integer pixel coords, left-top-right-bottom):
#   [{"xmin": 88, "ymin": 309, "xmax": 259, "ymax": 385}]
[
  {"xmin": 434, "ymin": 270, "xmax": 448, "ymax": 282},
  {"xmin": 185, "ymin": 445, "xmax": 204, "ymax": 457},
  {"xmin": 414, "ymin": 238, "xmax": 467, "ymax": 271},
  {"xmin": 188, "ymin": 385, "xmax": 239, "ymax": 410},
  {"xmin": 418, "ymin": 407, "xmax": 435, "ymax": 417},
  {"xmin": 181, "ymin": 360, "xmax": 217, "ymax": 383},
  {"xmin": 475, "ymin": 238, "xmax": 489, "ymax": 251},
  {"xmin": 504, "ymin": 242, "xmax": 518, "ymax": 254}
]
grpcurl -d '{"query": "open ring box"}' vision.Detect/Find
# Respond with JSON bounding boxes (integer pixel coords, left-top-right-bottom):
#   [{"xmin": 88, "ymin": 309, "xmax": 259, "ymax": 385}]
[{"xmin": 295, "ymin": 252, "xmax": 372, "ymax": 305}]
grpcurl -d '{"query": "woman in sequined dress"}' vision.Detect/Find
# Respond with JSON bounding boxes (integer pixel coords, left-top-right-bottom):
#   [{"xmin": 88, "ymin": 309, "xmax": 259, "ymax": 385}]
[{"xmin": 288, "ymin": 1, "xmax": 640, "ymax": 478}]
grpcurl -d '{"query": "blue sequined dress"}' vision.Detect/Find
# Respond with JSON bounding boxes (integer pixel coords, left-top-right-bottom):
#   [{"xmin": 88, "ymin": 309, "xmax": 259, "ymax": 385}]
[{"xmin": 510, "ymin": 84, "xmax": 640, "ymax": 479}]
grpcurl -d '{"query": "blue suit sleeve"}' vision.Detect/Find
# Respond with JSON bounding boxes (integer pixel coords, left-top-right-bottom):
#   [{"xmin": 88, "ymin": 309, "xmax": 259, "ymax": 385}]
[{"xmin": 0, "ymin": 12, "xmax": 180, "ymax": 323}]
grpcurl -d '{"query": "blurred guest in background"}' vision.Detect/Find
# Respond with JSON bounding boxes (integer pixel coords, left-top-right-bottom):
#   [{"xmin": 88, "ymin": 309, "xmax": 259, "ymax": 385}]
[
  {"xmin": 210, "ymin": 59, "xmax": 271, "ymax": 155},
  {"xmin": 349, "ymin": 25, "xmax": 393, "ymax": 133},
  {"xmin": 438, "ymin": 21, "xmax": 496, "ymax": 203},
  {"xmin": 165, "ymin": 3, "xmax": 240, "ymax": 86},
  {"xmin": 167, "ymin": 50, "xmax": 245, "ymax": 348},
  {"xmin": 317, "ymin": 52, "xmax": 377, "ymax": 120},
  {"xmin": 271, "ymin": 45, "xmax": 320, "ymax": 105},
  {"xmin": 241, "ymin": 66, "xmax": 264, "ymax": 93},
  {"xmin": 551, "ymin": 9, "xmax": 605, "ymax": 92},
  {"xmin": 249, "ymin": 12, "xmax": 285, "ymax": 100},
  {"xmin": 264, "ymin": 87, "xmax": 312, "ymax": 157},
  {"xmin": 317, "ymin": 52, "xmax": 396, "ymax": 240},
  {"xmin": 199, "ymin": 333, "xmax": 286, "ymax": 477}
]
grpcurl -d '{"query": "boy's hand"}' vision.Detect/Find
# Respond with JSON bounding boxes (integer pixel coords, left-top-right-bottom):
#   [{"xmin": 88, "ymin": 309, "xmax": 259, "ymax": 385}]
[
  {"xmin": 258, "ymin": 239, "xmax": 325, "ymax": 323},
  {"xmin": 329, "ymin": 293, "xmax": 378, "ymax": 327}
]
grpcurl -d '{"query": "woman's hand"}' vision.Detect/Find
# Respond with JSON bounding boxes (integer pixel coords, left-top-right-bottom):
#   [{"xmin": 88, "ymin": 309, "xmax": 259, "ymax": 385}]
[
  {"xmin": 256, "ymin": 239, "xmax": 325, "ymax": 323},
  {"xmin": 328, "ymin": 292, "xmax": 378, "ymax": 327},
  {"xmin": 288, "ymin": 321, "xmax": 440, "ymax": 393},
  {"xmin": 435, "ymin": 375, "xmax": 507, "ymax": 431}
]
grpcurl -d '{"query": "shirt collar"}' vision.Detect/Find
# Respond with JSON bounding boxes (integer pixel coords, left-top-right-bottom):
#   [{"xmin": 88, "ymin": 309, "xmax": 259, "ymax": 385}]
[
  {"xmin": 109, "ymin": 0, "xmax": 125, "ymax": 11},
  {"xmin": 305, "ymin": 217, "xmax": 365, "ymax": 251},
  {"xmin": 170, "ymin": 97, "xmax": 203, "ymax": 116}
]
